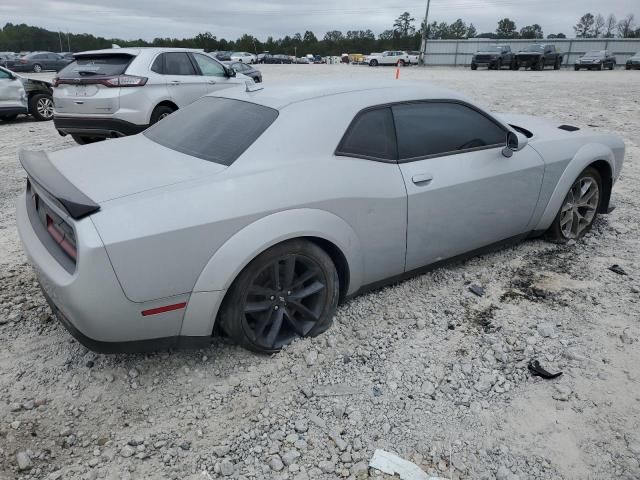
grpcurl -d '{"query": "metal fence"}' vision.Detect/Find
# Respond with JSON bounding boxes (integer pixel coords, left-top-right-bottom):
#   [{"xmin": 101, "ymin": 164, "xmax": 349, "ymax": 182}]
[{"xmin": 423, "ymin": 38, "xmax": 640, "ymax": 67}]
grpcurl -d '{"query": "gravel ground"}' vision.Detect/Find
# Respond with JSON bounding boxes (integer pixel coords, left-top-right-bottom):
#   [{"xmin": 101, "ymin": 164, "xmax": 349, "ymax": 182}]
[{"xmin": 1, "ymin": 65, "xmax": 639, "ymax": 480}]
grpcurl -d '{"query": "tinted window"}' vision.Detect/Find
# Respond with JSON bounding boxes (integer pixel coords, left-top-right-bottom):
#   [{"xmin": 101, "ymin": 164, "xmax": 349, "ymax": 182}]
[
  {"xmin": 163, "ymin": 52, "xmax": 196, "ymax": 75},
  {"xmin": 58, "ymin": 54, "xmax": 133, "ymax": 77},
  {"xmin": 337, "ymin": 107, "xmax": 397, "ymax": 160},
  {"xmin": 151, "ymin": 54, "xmax": 164, "ymax": 73},
  {"xmin": 393, "ymin": 102, "xmax": 506, "ymax": 160},
  {"xmin": 0, "ymin": 69, "xmax": 11, "ymax": 79},
  {"xmin": 144, "ymin": 97, "xmax": 278, "ymax": 165},
  {"xmin": 192, "ymin": 53, "xmax": 226, "ymax": 77}
]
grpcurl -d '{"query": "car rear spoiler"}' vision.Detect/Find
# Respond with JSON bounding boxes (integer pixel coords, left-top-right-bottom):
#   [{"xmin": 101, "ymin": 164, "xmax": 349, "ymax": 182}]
[{"xmin": 19, "ymin": 149, "xmax": 100, "ymax": 220}]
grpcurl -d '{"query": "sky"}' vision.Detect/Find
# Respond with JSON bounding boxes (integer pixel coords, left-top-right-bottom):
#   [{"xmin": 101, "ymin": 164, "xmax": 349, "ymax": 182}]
[{"xmin": 1, "ymin": 0, "xmax": 637, "ymax": 40}]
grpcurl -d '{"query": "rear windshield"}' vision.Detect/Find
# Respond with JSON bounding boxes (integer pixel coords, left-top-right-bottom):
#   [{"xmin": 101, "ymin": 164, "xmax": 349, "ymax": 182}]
[
  {"xmin": 525, "ymin": 45, "xmax": 544, "ymax": 52},
  {"xmin": 58, "ymin": 54, "xmax": 133, "ymax": 77},
  {"xmin": 144, "ymin": 97, "xmax": 278, "ymax": 166}
]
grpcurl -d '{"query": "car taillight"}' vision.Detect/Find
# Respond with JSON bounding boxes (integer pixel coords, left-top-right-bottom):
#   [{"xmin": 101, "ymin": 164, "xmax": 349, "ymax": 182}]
[
  {"xmin": 52, "ymin": 77, "xmax": 60, "ymax": 87},
  {"xmin": 46, "ymin": 215, "xmax": 77, "ymax": 260},
  {"xmin": 19, "ymin": 59, "xmax": 28, "ymax": 64},
  {"xmin": 103, "ymin": 75, "xmax": 148, "ymax": 87}
]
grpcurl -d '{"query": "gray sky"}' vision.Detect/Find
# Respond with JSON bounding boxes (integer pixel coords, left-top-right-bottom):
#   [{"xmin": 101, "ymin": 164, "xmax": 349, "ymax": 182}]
[{"xmin": 1, "ymin": 0, "xmax": 637, "ymax": 40}]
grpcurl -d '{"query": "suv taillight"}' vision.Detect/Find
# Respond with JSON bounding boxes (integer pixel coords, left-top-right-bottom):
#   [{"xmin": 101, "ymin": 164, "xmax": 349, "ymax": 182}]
[{"xmin": 103, "ymin": 75, "xmax": 148, "ymax": 87}]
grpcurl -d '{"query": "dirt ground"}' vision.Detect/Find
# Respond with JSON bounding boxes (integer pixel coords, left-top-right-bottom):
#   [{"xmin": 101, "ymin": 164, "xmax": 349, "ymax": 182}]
[{"xmin": 1, "ymin": 65, "xmax": 639, "ymax": 480}]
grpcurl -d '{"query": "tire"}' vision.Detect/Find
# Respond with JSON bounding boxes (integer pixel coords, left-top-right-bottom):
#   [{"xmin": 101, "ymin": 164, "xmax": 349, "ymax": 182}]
[
  {"xmin": 71, "ymin": 135, "xmax": 102, "ymax": 145},
  {"xmin": 470, "ymin": 63, "xmax": 478, "ymax": 70},
  {"xmin": 626, "ymin": 65, "xmax": 631, "ymax": 70},
  {"xmin": 496, "ymin": 59, "xmax": 502, "ymax": 70},
  {"xmin": 369, "ymin": 59, "xmax": 378, "ymax": 67},
  {"xmin": 597, "ymin": 62, "xmax": 603, "ymax": 71},
  {"xmin": 536, "ymin": 58, "xmax": 544, "ymax": 70},
  {"xmin": 546, "ymin": 167, "xmax": 602, "ymax": 243},
  {"xmin": 150, "ymin": 105, "xmax": 174, "ymax": 125},
  {"xmin": 398, "ymin": 60, "xmax": 405, "ymax": 67},
  {"xmin": 0, "ymin": 114, "xmax": 18, "ymax": 122},
  {"xmin": 29, "ymin": 94, "xmax": 54, "ymax": 121},
  {"xmin": 32, "ymin": 63, "xmax": 42, "ymax": 73},
  {"xmin": 609, "ymin": 62, "xmax": 615, "ymax": 70},
  {"xmin": 220, "ymin": 239, "xmax": 340, "ymax": 354},
  {"xmin": 574, "ymin": 65, "xmax": 580, "ymax": 71},
  {"xmin": 554, "ymin": 58, "xmax": 561, "ymax": 70}
]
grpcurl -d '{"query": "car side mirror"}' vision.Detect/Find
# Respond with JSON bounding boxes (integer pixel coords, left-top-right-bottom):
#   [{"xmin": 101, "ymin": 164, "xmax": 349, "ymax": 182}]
[
  {"xmin": 226, "ymin": 67, "xmax": 236, "ymax": 77},
  {"xmin": 502, "ymin": 131, "xmax": 528, "ymax": 157}
]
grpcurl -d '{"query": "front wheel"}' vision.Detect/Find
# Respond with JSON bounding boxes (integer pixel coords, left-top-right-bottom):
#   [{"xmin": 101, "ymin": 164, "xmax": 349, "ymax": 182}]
[
  {"xmin": 597, "ymin": 62, "xmax": 603, "ymax": 71},
  {"xmin": 220, "ymin": 240, "xmax": 339, "ymax": 353},
  {"xmin": 29, "ymin": 94, "xmax": 54, "ymax": 121},
  {"xmin": 546, "ymin": 167, "xmax": 602, "ymax": 242},
  {"xmin": 470, "ymin": 63, "xmax": 478, "ymax": 70},
  {"xmin": 32, "ymin": 63, "xmax": 42, "ymax": 73},
  {"xmin": 536, "ymin": 58, "xmax": 544, "ymax": 70},
  {"xmin": 398, "ymin": 60, "xmax": 405, "ymax": 67},
  {"xmin": 554, "ymin": 59, "xmax": 561, "ymax": 70},
  {"xmin": 369, "ymin": 60, "xmax": 378, "ymax": 67}
]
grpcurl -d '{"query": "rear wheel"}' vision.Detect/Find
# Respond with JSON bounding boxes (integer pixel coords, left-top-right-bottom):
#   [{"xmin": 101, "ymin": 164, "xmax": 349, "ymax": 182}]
[
  {"xmin": 32, "ymin": 63, "xmax": 42, "ymax": 73},
  {"xmin": 29, "ymin": 94, "xmax": 54, "ymax": 121},
  {"xmin": 150, "ymin": 105, "xmax": 175, "ymax": 125},
  {"xmin": 546, "ymin": 167, "xmax": 601, "ymax": 243},
  {"xmin": 220, "ymin": 240, "xmax": 339, "ymax": 353}
]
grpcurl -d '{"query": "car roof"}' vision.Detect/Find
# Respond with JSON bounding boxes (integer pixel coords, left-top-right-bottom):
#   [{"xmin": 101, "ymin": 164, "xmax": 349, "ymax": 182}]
[
  {"xmin": 74, "ymin": 47, "xmax": 204, "ymax": 56},
  {"xmin": 211, "ymin": 80, "xmax": 467, "ymax": 110}
]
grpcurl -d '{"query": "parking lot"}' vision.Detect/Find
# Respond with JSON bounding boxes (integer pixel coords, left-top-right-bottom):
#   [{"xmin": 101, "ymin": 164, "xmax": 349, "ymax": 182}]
[{"xmin": 1, "ymin": 64, "xmax": 640, "ymax": 479}]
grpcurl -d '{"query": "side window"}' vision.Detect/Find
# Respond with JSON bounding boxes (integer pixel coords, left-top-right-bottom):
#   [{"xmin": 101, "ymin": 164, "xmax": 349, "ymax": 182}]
[
  {"xmin": 0, "ymin": 69, "xmax": 11, "ymax": 79},
  {"xmin": 151, "ymin": 54, "xmax": 164, "ymax": 74},
  {"xmin": 336, "ymin": 107, "xmax": 397, "ymax": 161},
  {"xmin": 392, "ymin": 102, "xmax": 506, "ymax": 160},
  {"xmin": 163, "ymin": 52, "xmax": 196, "ymax": 75},
  {"xmin": 192, "ymin": 53, "xmax": 226, "ymax": 77}
]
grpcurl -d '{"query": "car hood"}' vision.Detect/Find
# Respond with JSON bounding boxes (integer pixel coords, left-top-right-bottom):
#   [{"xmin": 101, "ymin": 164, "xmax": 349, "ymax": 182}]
[
  {"xmin": 47, "ymin": 134, "xmax": 226, "ymax": 203},
  {"xmin": 475, "ymin": 51, "xmax": 500, "ymax": 55},
  {"xmin": 496, "ymin": 113, "xmax": 582, "ymax": 141}
]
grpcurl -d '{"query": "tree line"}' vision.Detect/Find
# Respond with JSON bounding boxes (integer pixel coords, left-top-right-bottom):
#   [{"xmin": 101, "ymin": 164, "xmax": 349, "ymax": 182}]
[{"xmin": 0, "ymin": 12, "xmax": 638, "ymax": 57}]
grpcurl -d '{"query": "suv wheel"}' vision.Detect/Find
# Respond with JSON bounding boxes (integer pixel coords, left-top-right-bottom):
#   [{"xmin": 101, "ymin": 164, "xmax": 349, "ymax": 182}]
[
  {"xmin": 369, "ymin": 59, "xmax": 378, "ymax": 67},
  {"xmin": 150, "ymin": 105, "xmax": 175, "ymax": 125},
  {"xmin": 29, "ymin": 94, "xmax": 54, "ymax": 121},
  {"xmin": 220, "ymin": 239, "xmax": 339, "ymax": 353},
  {"xmin": 32, "ymin": 64, "xmax": 42, "ymax": 73}
]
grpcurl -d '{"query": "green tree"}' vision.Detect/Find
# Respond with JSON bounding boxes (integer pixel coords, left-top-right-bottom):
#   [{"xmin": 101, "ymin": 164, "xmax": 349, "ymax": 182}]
[
  {"xmin": 520, "ymin": 24, "xmax": 543, "ymax": 39},
  {"xmin": 466, "ymin": 23, "xmax": 477, "ymax": 39},
  {"xmin": 496, "ymin": 18, "xmax": 518, "ymax": 38},
  {"xmin": 393, "ymin": 12, "xmax": 415, "ymax": 37},
  {"xmin": 574, "ymin": 13, "xmax": 595, "ymax": 38},
  {"xmin": 448, "ymin": 19, "xmax": 468, "ymax": 39},
  {"xmin": 604, "ymin": 14, "xmax": 617, "ymax": 38}
]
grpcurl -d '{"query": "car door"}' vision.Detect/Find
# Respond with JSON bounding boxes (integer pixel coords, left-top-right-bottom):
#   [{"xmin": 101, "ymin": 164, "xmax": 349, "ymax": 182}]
[
  {"xmin": 160, "ymin": 52, "xmax": 208, "ymax": 107},
  {"xmin": 190, "ymin": 53, "xmax": 236, "ymax": 94},
  {"xmin": 393, "ymin": 101, "xmax": 545, "ymax": 271},
  {"xmin": 0, "ymin": 68, "xmax": 26, "ymax": 110}
]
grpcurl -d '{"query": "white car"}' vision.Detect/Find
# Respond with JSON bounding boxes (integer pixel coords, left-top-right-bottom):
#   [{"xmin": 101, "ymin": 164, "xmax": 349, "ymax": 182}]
[
  {"xmin": 230, "ymin": 52, "xmax": 256, "ymax": 64},
  {"xmin": 0, "ymin": 65, "xmax": 54, "ymax": 121},
  {"xmin": 366, "ymin": 51, "xmax": 410, "ymax": 67},
  {"xmin": 53, "ymin": 47, "xmax": 250, "ymax": 144}
]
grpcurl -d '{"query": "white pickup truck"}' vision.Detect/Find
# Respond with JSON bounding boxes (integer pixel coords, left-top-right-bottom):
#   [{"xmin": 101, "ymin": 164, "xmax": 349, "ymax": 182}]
[{"xmin": 365, "ymin": 51, "xmax": 410, "ymax": 67}]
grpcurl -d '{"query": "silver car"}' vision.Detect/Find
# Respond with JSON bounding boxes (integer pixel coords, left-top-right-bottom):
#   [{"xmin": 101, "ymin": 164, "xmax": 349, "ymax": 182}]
[
  {"xmin": 0, "ymin": 65, "xmax": 54, "ymax": 121},
  {"xmin": 17, "ymin": 81, "xmax": 625, "ymax": 354}
]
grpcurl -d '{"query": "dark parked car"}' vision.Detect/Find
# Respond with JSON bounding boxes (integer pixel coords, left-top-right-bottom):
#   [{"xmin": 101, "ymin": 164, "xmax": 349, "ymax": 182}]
[
  {"xmin": 211, "ymin": 51, "xmax": 232, "ymax": 61},
  {"xmin": 515, "ymin": 44, "xmax": 563, "ymax": 70},
  {"xmin": 0, "ymin": 65, "xmax": 54, "ymax": 121},
  {"xmin": 0, "ymin": 52, "xmax": 16, "ymax": 67},
  {"xmin": 10, "ymin": 51, "xmax": 72, "ymax": 73},
  {"xmin": 471, "ymin": 45, "xmax": 515, "ymax": 70},
  {"xmin": 224, "ymin": 61, "xmax": 262, "ymax": 83},
  {"xmin": 262, "ymin": 54, "xmax": 293, "ymax": 64},
  {"xmin": 574, "ymin": 50, "xmax": 616, "ymax": 70},
  {"xmin": 625, "ymin": 52, "xmax": 640, "ymax": 70}
]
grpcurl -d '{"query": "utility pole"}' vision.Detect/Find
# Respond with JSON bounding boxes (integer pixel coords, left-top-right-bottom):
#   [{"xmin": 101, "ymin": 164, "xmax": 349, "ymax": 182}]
[
  {"xmin": 67, "ymin": 32, "xmax": 71, "ymax": 51},
  {"xmin": 58, "ymin": 31, "xmax": 63, "ymax": 52},
  {"xmin": 418, "ymin": 0, "xmax": 431, "ymax": 66}
]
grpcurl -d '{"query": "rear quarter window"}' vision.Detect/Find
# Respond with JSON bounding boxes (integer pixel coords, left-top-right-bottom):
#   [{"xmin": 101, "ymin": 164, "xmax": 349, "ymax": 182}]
[
  {"xmin": 144, "ymin": 97, "xmax": 278, "ymax": 166},
  {"xmin": 58, "ymin": 54, "xmax": 134, "ymax": 77}
]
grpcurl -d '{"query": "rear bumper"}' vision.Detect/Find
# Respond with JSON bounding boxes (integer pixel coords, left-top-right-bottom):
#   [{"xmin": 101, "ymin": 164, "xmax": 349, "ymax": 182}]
[
  {"xmin": 53, "ymin": 115, "xmax": 148, "ymax": 138},
  {"xmin": 0, "ymin": 106, "xmax": 28, "ymax": 117}
]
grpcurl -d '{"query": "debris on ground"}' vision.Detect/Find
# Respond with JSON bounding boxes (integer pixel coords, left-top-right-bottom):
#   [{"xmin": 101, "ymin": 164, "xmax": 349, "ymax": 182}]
[
  {"xmin": 528, "ymin": 359, "xmax": 563, "ymax": 380},
  {"xmin": 609, "ymin": 264, "xmax": 628, "ymax": 275},
  {"xmin": 369, "ymin": 449, "xmax": 447, "ymax": 480},
  {"xmin": 469, "ymin": 284, "xmax": 485, "ymax": 297}
]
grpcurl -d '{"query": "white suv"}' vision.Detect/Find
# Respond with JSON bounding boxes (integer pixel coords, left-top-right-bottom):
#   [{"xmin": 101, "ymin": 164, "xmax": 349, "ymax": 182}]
[
  {"xmin": 365, "ymin": 51, "xmax": 410, "ymax": 67},
  {"xmin": 53, "ymin": 47, "xmax": 250, "ymax": 144}
]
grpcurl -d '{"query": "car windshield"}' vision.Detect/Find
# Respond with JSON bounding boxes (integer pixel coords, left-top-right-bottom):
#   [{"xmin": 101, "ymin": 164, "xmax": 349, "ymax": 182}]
[
  {"xmin": 584, "ymin": 51, "xmax": 603, "ymax": 56},
  {"xmin": 58, "ymin": 54, "xmax": 133, "ymax": 77},
  {"xmin": 144, "ymin": 97, "xmax": 279, "ymax": 166},
  {"xmin": 483, "ymin": 46, "xmax": 503, "ymax": 52},
  {"xmin": 525, "ymin": 45, "xmax": 544, "ymax": 52}
]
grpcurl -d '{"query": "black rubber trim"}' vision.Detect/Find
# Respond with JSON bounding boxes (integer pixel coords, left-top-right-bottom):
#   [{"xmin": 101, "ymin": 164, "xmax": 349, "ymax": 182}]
[
  {"xmin": 0, "ymin": 106, "xmax": 28, "ymax": 116},
  {"xmin": 41, "ymin": 289, "xmax": 212, "ymax": 354},
  {"xmin": 347, "ymin": 233, "xmax": 528, "ymax": 299},
  {"xmin": 19, "ymin": 149, "xmax": 100, "ymax": 220},
  {"xmin": 53, "ymin": 116, "xmax": 148, "ymax": 137},
  {"xmin": 558, "ymin": 124, "xmax": 580, "ymax": 132}
]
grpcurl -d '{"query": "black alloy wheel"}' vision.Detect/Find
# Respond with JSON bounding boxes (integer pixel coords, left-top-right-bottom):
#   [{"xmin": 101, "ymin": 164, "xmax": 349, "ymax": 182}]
[{"xmin": 220, "ymin": 240, "xmax": 339, "ymax": 353}]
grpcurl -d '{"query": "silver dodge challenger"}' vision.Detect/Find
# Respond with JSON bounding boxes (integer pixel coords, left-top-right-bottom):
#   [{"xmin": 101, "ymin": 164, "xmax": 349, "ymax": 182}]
[{"xmin": 16, "ymin": 81, "xmax": 625, "ymax": 353}]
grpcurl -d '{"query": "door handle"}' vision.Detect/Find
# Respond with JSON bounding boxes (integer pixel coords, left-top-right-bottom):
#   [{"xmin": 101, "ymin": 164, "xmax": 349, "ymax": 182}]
[
  {"xmin": 411, "ymin": 173, "xmax": 433, "ymax": 185},
  {"xmin": 169, "ymin": 80, "xmax": 181, "ymax": 85},
  {"xmin": 208, "ymin": 80, "xmax": 216, "ymax": 84}
]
